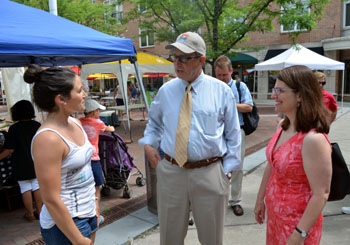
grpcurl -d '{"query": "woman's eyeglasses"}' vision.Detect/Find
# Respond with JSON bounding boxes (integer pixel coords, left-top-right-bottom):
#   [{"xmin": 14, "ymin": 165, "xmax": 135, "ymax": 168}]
[
  {"xmin": 272, "ymin": 87, "xmax": 297, "ymax": 95},
  {"xmin": 170, "ymin": 55, "xmax": 202, "ymax": 64},
  {"xmin": 319, "ymin": 81, "xmax": 326, "ymax": 86}
]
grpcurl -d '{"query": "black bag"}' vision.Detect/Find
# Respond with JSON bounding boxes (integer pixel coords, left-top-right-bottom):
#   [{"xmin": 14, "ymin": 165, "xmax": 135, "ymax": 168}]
[
  {"xmin": 236, "ymin": 81, "xmax": 259, "ymax": 135},
  {"xmin": 328, "ymin": 142, "xmax": 350, "ymax": 201}
]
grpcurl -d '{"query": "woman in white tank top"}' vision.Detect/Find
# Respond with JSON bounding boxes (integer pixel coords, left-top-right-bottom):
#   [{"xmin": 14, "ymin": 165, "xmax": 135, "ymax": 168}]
[{"xmin": 24, "ymin": 64, "xmax": 96, "ymax": 245}]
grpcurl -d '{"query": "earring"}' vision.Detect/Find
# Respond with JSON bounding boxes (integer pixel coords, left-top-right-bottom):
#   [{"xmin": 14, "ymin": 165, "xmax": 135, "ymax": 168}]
[{"xmin": 297, "ymin": 102, "xmax": 301, "ymax": 107}]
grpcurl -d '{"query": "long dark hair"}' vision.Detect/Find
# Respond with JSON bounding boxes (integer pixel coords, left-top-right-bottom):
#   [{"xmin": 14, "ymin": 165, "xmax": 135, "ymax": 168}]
[
  {"xmin": 278, "ymin": 65, "xmax": 329, "ymax": 134},
  {"xmin": 23, "ymin": 64, "xmax": 76, "ymax": 112}
]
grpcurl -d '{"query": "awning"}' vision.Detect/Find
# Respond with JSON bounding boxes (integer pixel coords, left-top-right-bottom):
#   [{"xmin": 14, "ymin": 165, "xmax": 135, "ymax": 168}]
[
  {"xmin": 264, "ymin": 47, "xmax": 324, "ymax": 61},
  {"xmin": 128, "ymin": 73, "xmax": 169, "ymax": 79},
  {"xmin": 143, "ymin": 72, "xmax": 169, "ymax": 77},
  {"xmin": 87, "ymin": 73, "xmax": 117, "ymax": 80},
  {"xmin": 227, "ymin": 53, "xmax": 258, "ymax": 65}
]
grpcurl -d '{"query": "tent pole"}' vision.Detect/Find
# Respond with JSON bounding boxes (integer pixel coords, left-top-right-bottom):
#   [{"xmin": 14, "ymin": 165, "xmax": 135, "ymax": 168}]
[
  {"xmin": 133, "ymin": 62, "xmax": 149, "ymax": 112},
  {"xmin": 118, "ymin": 61, "xmax": 132, "ymax": 143},
  {"xmin": 341, "ymin": 69, "xmax": 344, "ymax": 112},
  {"xmin": 253, "ymin": 70, "xmax": 256, "ymax": 98}
]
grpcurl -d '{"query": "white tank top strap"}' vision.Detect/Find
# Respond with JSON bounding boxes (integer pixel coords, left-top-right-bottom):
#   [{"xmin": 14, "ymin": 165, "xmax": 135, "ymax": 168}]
[
  {"xmin": 69, "ymin": 116, "xmax": 89, "ymax": 141},
  {"xmin": 34, "ymin": 127, "xmax": 72, "ymax": 146},
  {"xmin": 33, "ymin": 117, "xmax": 87, "ymax": 146}
]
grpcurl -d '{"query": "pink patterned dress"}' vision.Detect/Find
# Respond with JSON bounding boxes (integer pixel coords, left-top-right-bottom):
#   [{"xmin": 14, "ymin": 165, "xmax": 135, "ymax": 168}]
[{"xmin": 265, "ymin": 127, "xmax": 325, "ymax": 245}]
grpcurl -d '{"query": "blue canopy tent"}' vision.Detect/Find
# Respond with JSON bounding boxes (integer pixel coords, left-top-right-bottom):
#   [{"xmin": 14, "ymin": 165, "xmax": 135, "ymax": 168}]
[
  {"xmin": 0, "ymin": 0, "xmax": 137, "ymax": 67},
  {"xmin": 0, "ymin": 0, "xmax": 148, "ymax": 141}
]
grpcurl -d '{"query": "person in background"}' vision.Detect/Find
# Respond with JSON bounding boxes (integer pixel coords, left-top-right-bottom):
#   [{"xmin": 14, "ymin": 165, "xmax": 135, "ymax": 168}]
[
  {"xmin": 234, "ymin": 74, "xmax": 241, "ymax": 81},
  {"xmin": 254, "ymin": 65, "xmax": 332, "ymax": 244},
  {"xmin": 315, "ymin": 71, "xmax": 350, "ymax": 215},
  {"xmin": 214, "ymin": 55, "xmax": 253, "ymax": 216},
  {"xmin": 0, "ymin": 100, "xmax": 42, "ymax": 222},
  {"xmin": 139, "ymin": 32, "xmax": 241, "ymax": 245},
  {"xmin": 127, "ymin": 82, "xmax": 138, "ymax": 99},
  {"xmin": 314, "ymin": 72, "xmax": 337, "ymax": 124},
  {"xmin": 113, "ymin": 82, "xmax": 133, "ymax": 120},
  {"xmin": 80, "ymin": 98, "xmax": 115, "ymax": 226},
  {"xmin": 166, "ymin": 73, "xmax": 177, "ymax": 82},
  {"xmin": 25, "ymin": 64, "xmax": 96, "ymax": 245}
]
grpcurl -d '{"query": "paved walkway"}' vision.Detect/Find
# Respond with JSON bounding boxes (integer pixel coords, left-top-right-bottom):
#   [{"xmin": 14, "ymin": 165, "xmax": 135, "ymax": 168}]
[
  {"xmin": 95, "ymin": 107, "xmax": 350, "ymax": 245},
  {"xmin": 2, "ymin": 103, "xmax": 349, "ymax": 244},
  {"xmin": 0, "ymin": 103, "xmax": 278, "ymax": 245}
]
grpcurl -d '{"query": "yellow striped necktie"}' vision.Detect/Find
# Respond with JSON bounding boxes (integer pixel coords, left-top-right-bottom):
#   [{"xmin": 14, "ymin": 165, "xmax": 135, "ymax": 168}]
[{"xmin": 174, "ymin": 84, "xmax": 192, "ymax": 167}]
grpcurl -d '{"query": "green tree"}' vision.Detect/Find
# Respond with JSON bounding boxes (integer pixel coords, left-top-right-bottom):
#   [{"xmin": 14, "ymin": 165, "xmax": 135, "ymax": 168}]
[
  {"xmin": 14, "ymin": 0, "xmax": 125, "ymax": 36},
  {"xmin": 124, "ymin": 0, "xmax": 330, "ymax": 70}
]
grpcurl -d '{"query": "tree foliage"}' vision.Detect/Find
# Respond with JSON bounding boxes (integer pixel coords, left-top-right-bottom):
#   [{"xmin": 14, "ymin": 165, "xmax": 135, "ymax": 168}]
[
  {"xmin": 124, "ymin": 0, "xmax": 330, "ymax": 65},
  {"xmin": 14, "ymin": 0, "xmax": 125, "ymax": 36}
]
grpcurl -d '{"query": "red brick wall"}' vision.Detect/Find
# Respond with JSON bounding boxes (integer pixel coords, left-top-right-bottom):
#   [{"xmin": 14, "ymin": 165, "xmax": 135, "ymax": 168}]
[
  {"xmin": 121, "ymin": 2, "xmax": 169, "ymax": 57},
  {"xmin": 240, "ymin": 0, "xmax": 342, "ymax": 48},
  {"xmin": 117, "ymin": 0, "xmax": 341, "ymax": 56}
]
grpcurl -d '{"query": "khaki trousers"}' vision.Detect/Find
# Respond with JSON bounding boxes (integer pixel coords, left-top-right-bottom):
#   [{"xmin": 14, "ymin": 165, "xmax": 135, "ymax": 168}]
[
  {"xmin": 156, "ymin": 158, "xmax": 229, "ymax": 245},
  {"xmin": 229, "ymin": 129, "xmax": 245, "ymax": 206}
]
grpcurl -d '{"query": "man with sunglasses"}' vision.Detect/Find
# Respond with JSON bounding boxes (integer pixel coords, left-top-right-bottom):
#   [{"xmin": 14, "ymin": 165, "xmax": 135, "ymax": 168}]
[
  {"xmin": 139, "ymin": 32, "xmax": 241, "ymax": 245},
  {"xmin": 314, "ymin": 72, "xmax": 337, "ymax": 124}
]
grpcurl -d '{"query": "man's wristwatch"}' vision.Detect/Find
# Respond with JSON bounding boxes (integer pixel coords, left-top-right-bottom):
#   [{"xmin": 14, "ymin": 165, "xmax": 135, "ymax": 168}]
[{"xmin": 295, "ymin": 227, "xmax": 307, "ymax": 238}]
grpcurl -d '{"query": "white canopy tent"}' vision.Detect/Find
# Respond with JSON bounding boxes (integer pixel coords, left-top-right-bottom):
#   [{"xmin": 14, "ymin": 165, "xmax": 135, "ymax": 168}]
[
  {"xmin": 254, "ymin": 44, "xmax": 345, "ymax": 108},
  {"xmin": 255, "ymin": 44, "xmax": 344, "ymax": 71}
]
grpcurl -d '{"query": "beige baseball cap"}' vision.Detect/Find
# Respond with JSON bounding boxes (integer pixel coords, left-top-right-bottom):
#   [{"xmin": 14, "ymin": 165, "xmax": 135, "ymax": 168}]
[
  {"xmin": 166, "ymin": 32, "xmax": 206, "ymax": 56},
  {"xmin": 84, "ymin": 98, "xmax": 106, "ymax": 113}
]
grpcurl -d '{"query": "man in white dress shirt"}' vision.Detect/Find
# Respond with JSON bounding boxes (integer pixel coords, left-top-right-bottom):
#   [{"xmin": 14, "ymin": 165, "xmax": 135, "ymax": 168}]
[{"xmin": 139, "ymin": 32, "xmax": 241, "ymax": 245}]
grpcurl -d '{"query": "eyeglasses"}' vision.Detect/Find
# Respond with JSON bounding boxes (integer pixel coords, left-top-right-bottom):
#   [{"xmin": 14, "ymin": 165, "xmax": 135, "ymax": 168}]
[
  {"xmin": 319, "ymin": 81, "xmax": 326, "ymax": 86},
  {"xmin": 272, "ymin": 87, "xmax": 297, "ymax": 95},
  {"xmin": 171, "ymin": 55, "xmax": 202, "ymax": 64}
]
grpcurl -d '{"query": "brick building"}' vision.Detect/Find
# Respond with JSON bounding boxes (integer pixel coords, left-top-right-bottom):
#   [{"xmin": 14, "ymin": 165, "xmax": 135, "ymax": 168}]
[
  {"xmin": 106, "ymin": 0, "xmax": 350, "ymax": 101},
  {"xmin": 239, "ymin": 0, "xmax": 350, "ymax": 101}
]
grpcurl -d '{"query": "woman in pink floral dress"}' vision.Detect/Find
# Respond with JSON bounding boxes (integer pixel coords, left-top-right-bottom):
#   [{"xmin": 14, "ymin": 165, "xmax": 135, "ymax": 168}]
[{"xmin": 254, "ymin": 65, "xmax": 332, "ymax": 245}]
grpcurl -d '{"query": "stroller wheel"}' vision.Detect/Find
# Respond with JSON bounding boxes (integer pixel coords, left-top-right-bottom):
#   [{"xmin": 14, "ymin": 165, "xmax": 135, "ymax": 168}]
[
  {"xmin": 101, "ymin": 186, "xmax": 111, "ymax": 197},
  {"xmin": 123, "ymin": 188, "xmax": 132, "ymax": 199},
  {"xmin": 136, "ymin": 177, "xmax": 146, "ymax": 187}
]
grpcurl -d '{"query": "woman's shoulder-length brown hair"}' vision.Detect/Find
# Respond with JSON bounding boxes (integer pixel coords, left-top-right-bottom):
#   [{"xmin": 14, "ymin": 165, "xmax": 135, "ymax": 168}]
[{"xmin": 278, "ymin": 65, "xmax": 329, "ymax": 134}]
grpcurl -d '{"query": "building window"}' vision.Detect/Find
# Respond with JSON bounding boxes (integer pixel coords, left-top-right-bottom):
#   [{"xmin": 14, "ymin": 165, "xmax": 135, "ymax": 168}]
[
  {"xmin": 104, "ymin": 0, "xmax": 123, "ymax": 24},
  {"xmin": 280, "ymin": 1, "xmax": 310, "ymax": 33},
  {"xmin": 112, "ymin": 3, "xmax": 123, "ymax": 23},
  {"xmin": 139, "ymin": 29, "xmax": 155, "ymax": 48},
  {"xmin": 139, "ymin": 1, "xmax": 147, "ymax": 13},
  {"xmin": 344, "ymin": 1, "xmax": 350, "ymax": 28}
]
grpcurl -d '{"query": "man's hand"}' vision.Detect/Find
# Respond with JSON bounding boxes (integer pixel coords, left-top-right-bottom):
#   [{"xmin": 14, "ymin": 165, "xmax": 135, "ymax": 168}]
[{"xmin": 144, "ymin": 144, "xmax": 161, "ymax": 168}]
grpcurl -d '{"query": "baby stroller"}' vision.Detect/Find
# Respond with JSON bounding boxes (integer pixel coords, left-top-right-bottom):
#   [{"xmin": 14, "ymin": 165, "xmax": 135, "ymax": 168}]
[{"xmin": 98, "ymin": 132, "xmax": 145, "ymax": 199}]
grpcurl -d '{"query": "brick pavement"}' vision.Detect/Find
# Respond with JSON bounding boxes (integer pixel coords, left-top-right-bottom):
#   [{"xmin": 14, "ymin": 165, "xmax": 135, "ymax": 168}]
[{"xmin": 0, "ymin": 105, "xmax": 278, "ymax": 245}]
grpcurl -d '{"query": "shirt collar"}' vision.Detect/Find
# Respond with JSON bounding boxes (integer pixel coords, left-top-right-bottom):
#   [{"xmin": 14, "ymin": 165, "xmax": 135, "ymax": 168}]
[
  {"xmin": 179, "ymin": 71, "xmax": 204, "ymax": 95},
  {"xmin": 227, "ymin": 78, "xmax": 235, "ymax": 88}
]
